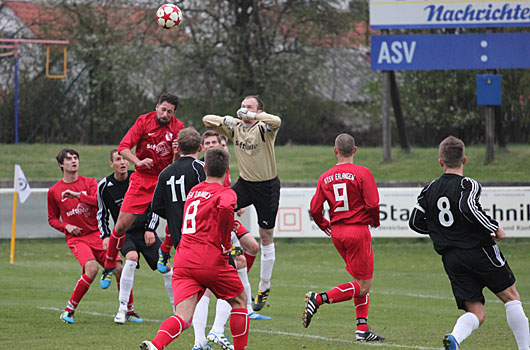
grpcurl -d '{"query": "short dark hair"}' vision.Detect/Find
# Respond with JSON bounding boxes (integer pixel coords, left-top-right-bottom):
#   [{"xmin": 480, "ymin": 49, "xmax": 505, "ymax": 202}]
[
  {"xmin": 334, "ymin": 133, "xmax": 355, "ymax": 157},
  {"xmin": 177, "ymin": 127, "xmax": 202, "ymax": 155},
  {"xmin": 439, "ymin": 135, "xmax": 465, "ymax": 168},
  {"xmin": 109, "ymin": 149, "xmax": 118, "ymax": 162},
  {"xmin": 158, "ymin": 93, "xmax": 179, "ymax": 110},
  {"xmin": 56, "ymin": 148, "xmax": 79, "ymax": 165},
  {"xmin": 219, "ymin": 134, "xmax": 228, "ymax": 144},
  {"xmin": 205, "ymin": 147, "xmax": 230, "ymax": 177},
  {"xmin": 244, "ymin": 95, "xmax": 264, "ymax": 111},
  {"xmin": 201, "ymin": 130, "xmax": 220, "ymax": 145}
]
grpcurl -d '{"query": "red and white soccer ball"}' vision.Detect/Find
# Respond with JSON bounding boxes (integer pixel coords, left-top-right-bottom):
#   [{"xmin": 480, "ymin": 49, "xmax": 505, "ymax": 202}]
[{"xmin": 156, "ymin": 4, "xmax": 182, "ymax": 30}]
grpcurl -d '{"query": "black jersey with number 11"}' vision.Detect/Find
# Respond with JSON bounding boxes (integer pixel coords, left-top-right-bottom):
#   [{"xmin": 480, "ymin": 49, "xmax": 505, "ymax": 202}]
[
  {"xmin": 409, "ymin": 173, "xmax": 497, "ymax": 255},
  {"xmin": 151, "ymin": 156, "xmax": 206, "ymax": 247}
]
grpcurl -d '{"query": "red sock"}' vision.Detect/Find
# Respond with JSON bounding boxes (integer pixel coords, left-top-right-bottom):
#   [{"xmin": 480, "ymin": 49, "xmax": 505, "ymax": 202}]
[
  {"xmin": 230, "ymin": 308, "xmax": 249, "ymax": 350},
  {"xmin": 325, "ymin": 282, "xmax": 360, "ymax": 304},
  {"xmin": 244, "ymin": 252, "xmax": 256, "ymax": 272},
  {"xmin": 152, "ymin": 315, "xmax": 189, "ymax": 350},
  {"xmin": 161, "ymin": 226, "xmax": 173, "ymax": 254},
  {"xmin": 127, "ymin": 290, "xmax": 134, "ymax": 313},
  {"xmin": 355, "ymin": 294, "xmax": 370, "ymax": 331},
  {"xmin": 105, "ymin": 228, "xmax": 125, "ymax": 269},
  {"xmin": 67, "ymin": 274, "xmax": 93, "ymax": 311}
]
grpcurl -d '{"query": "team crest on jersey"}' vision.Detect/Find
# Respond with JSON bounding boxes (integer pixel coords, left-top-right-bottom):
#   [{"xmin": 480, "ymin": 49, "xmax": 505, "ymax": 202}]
[
  {"xmin": 156, "ymin": 141, "xmax": 171, "ymax": 157},
  {"xmin": 165, "ymin": 132, "xmax": 173, "ymax": 142}
]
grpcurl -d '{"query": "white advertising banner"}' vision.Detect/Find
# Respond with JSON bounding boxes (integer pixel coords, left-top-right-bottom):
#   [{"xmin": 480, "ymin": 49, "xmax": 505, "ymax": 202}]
[
  {"xmin": 242, "ymin": 187, "xmax": 530, "ymax": 238},
  {"xmin": 370, "ymin": 0, "xmax": 530, "ymax": 29}
]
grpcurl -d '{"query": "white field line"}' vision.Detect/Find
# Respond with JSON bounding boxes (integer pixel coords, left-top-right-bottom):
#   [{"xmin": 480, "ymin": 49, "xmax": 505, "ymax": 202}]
[{"xmin": 40, "ymin": 306, "xmax": 441, "ymax": 350}]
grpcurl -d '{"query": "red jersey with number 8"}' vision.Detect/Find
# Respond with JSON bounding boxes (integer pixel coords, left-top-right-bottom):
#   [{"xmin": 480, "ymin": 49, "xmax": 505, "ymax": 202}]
[{"xmin": 174, "ymin": 181, "xmax": 237, "ymax": 269}]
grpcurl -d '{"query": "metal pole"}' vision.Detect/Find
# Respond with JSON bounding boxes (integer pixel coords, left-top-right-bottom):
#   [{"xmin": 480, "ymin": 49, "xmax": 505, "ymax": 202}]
[
  {"xmin": 382, "ymin": 70, "xmax": 392, "ymax": 162},
  {"xmin": 485, "ymin": 106, "xmax": 495, "ymax": 163},
  {"xmin": 14, "ymin": 43, "xmax": 19, "ymax": 144}
]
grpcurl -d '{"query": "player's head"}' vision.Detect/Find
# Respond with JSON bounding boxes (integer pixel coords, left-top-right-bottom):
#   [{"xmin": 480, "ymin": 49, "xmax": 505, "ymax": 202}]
[
  {"xmin": 201, "ymin": 130, "xmax": 220, "ymax": 151},
  {"xmin": 334, "ymin": 133, "xmax": 357, "ymax": 158},
  {"xmin": 56, "ymin": 148, "xmax": 79, "ymax": 173},
  {"xmin": 109, "ymin": 149, "xmax": 129, "ymax": 175},
  {"xmin": 241, "ymin": 95, "xmax": 264, "ymax": 113},
  {"xmin": 177, "ymin": 127, "xmax": 202, "ymax": 155},
  {"xmin": 219, "ymin": 135, "xmax": 228, "ymax": 150},
  {"xmin": 156, "ymin": 93, "xmax": 179, "ymax": 126},
  {"xmin": 439, "ymin": 135, "xmax": 466, "ymax": 169},
  {"xmin": 204, "ymin": 147, "xmax": 230, "ymax": 178}
]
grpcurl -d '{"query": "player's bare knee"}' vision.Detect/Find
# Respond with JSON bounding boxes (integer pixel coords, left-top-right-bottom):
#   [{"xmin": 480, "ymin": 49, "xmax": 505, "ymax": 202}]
[
  {"xmin": 84, "ymin": 259, "xmax": 98, "ymax": 279},
  {"xmin": 242, "ymin": 238, "xmax": 259, "ymax": 255},
  {"xmin": 235, "ymin": 255, "xmax": 247, "ymax": 270},
  {"xmin": 126, "ymin": 251, "xmax": 139, "ymax": 262},
  {"xmin": 228, "ymin": 292, "xmax": 247, "ymax": 309},
  {"xmin": 496, "ymin": 284, "xmax": 521, "ymax": 303}
]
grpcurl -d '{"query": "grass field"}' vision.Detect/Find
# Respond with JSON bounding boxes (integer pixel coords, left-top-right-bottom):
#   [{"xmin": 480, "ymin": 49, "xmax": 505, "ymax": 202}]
[
  {"xmin": 2, "ymin": 237, "xmax": 530, "ymax": 350},
  {"xmin": 1, "ymin": 143, "xmax": 530, "ymax": 184}
]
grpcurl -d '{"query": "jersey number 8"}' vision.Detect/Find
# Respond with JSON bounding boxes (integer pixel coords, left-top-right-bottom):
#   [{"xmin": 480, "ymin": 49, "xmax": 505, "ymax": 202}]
[{"xmin": 437, "ymin": 196, "xmax": 454, "ymax": 227}]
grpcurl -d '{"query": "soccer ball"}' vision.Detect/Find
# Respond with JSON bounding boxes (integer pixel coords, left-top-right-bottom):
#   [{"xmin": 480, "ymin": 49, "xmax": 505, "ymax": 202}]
[{"xmin": 156, "ymin": 4, "xmax": 182, "ymax": 29}]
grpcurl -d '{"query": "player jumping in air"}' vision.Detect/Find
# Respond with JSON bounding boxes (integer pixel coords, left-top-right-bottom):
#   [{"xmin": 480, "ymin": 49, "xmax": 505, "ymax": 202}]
[
  {"xmin": 303, "ymin": 133, "xmax": 384, "ymax": 342},
  {"xmin": 101, "ymin": 93, "xmax": 185, "ymax": 288},
  {"xmin": 409, "ymin": 136, "xmax": 530, "ymax": 350}
]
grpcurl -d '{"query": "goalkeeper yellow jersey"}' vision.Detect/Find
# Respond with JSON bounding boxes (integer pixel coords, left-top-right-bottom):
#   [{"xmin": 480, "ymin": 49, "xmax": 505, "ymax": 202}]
[{"xmin": 203, "ymin": 112, "xmax": 281, "ymax": 182}]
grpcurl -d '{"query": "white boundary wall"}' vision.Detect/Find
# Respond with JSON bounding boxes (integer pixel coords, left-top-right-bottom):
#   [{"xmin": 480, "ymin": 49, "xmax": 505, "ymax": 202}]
[{"xmin": 2, "ymin": 187, "xmax": 530, "ymax": 239}]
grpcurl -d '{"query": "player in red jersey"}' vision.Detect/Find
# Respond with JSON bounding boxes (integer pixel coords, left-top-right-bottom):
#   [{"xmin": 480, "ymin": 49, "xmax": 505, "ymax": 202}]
[
  {"xmin": 48, "ymin": 148, "xmax": 130, "ymax": 324},
  {"xmin": 101, "ymin": 93, "xmax": 185, "ymax": 288},
  {"xmin": 302, "ymin": 133, "xmax": 385, "ymax": 342},
  {"xmin": 140, "ymin": 147, "xmax": 250, "ymax": 350}
]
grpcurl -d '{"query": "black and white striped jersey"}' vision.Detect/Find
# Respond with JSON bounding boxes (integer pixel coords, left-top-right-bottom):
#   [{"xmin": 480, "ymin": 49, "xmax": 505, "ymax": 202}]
[
  {"xmin": 97, "ymin": 170, "xmax": 159, "ymax": 239},
  {"xmin": 409, "ymin": 173, "xmax": 497, "ymax": 254},
  {"xmin": 151, "ymin": 156, "xmax": 206, "ymax": 247}
]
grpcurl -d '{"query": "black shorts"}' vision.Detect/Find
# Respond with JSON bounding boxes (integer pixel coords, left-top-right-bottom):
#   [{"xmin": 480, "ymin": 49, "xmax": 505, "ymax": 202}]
[
  {"xmin": 232, "ymin": 176, "xmax": 280, "ymax": 229},
  {"xmin": 442, "ymin": 244, "xmax": 516, "ymax": 310},
  {"xmin": 120, "ymin": 230, "xmax": 162, "ymax": 271}
]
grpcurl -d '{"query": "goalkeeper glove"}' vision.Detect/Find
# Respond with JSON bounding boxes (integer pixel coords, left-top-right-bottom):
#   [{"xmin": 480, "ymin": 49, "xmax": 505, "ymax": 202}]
[
  {"xmin": 223, "ymin": 115, "xmax": 239, "ymax": 128},
  {"xmin": 237, "ymin": 108, "xmax": 257, "ymax": 121}
]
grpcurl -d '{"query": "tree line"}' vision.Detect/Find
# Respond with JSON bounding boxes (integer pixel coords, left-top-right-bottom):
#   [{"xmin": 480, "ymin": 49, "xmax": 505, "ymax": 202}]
[{"xmin": 0, "ymin": 0, "xmax": 529, "ymax": 147}]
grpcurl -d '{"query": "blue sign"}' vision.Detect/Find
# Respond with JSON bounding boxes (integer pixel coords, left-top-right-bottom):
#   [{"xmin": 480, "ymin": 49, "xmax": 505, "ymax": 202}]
[
  {"xmin": 371, "ymin": 33, "xmax": 530, "ymax": 71},
  {"xmin": 477, "ymin": 74, "xmax": 502, "ymax": 106}
]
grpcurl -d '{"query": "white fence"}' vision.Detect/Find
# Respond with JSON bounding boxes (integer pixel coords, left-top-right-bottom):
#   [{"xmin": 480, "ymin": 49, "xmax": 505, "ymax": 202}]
[{"xmin": 2, "ymin": 187, "xmax": 530, "ymax": 239}]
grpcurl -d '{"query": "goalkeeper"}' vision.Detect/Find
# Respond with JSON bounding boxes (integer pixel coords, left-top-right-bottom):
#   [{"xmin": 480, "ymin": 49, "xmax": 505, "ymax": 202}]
[{"xmin": 203, "ymin": 95, "xmax": 281, "ymax": 312}]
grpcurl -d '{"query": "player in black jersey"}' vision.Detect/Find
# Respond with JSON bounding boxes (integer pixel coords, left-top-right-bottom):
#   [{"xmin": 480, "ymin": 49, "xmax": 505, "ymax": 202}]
[
  {"xmin": 151, "ymin": 127, "xmax": 206, "ymax": 260},
  {"xmin": 97, "ymin": 149, "xmax": 174, "ymax": 324},
  {"xmin": 409, "ymin": 136, "xmax": 529, "ymax": 350}
]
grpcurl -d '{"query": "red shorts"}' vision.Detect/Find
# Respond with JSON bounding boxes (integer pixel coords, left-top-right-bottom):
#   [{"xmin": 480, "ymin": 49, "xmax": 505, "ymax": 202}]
[
  {"xmin": 172, "ymin": 266, "xmax": 244, "ymax": 305},
  {"xmin": 120, "ymin": 171, "xmax": 158, "ymax": 214},
  {"xmin": 331, "ymin": 223, "xmax": 374, "ymax": 280},
  {"xmin": 236, "ymin": 223, "xmax": 249, "ymax": 240},
  {"xmin": 67, "ymin": 232, "xmax": 121, "ymax": 270}
]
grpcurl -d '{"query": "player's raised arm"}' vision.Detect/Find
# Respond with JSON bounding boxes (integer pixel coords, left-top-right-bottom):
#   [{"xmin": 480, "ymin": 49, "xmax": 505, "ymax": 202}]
[{"xmin": 96, "ymin": 178, "xmax": 112, "ymax": 238}]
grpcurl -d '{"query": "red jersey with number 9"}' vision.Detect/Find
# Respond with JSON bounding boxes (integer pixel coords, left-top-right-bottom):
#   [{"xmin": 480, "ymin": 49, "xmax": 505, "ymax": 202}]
[
  {"xmin": 173, "ymin": 181, "xmax": 237, "ymax": 269},
  {"xmin": 310, "ymin": 163, "xmax": 380, "ymax": 231}
]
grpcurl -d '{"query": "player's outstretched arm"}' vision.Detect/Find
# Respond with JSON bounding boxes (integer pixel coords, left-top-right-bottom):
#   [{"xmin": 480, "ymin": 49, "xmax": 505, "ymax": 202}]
[{"xmin": 459, "ymin": 177, "xmax": 498, "ymax": 234}]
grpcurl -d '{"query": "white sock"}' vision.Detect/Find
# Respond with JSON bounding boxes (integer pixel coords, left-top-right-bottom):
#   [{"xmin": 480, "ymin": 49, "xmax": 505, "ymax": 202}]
[
  {"xmin": 119, "ymin": 260, "xmax": 136, "ymax": 308},
  {"xmin": 192, "ymin": 295, "xmax": 210, "ymax": 346},
  {"xmin": 238, "ymin": 267, "xmax": 253, "ymax": 314},
  {"xmin": 259, "ymin": 242, "xmax": 275, "ymax": 291},
  {"xmin": 505, "ymin": 300, "xmax": 530, "ymax": 350},
  {"xmin": 451, "ymin": 312, "xmax": 479, "ymax": 345},
  {"xmin": 211, "ymin": 299, "xmax": 232, "ymax": 335},
  {"xmin": 162, "ymin": 270, "xmax": 174, "ymax": 308}
]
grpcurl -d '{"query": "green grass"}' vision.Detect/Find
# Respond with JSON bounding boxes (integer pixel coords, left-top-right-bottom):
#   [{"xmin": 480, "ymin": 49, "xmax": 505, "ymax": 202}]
[
  {"xmin": 2, "ymin": 237, "xmax": 530, "ymax": 349},
  {"xmin": 1, "ymin": 143, "xmax": 530, "ymax": 184}
]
